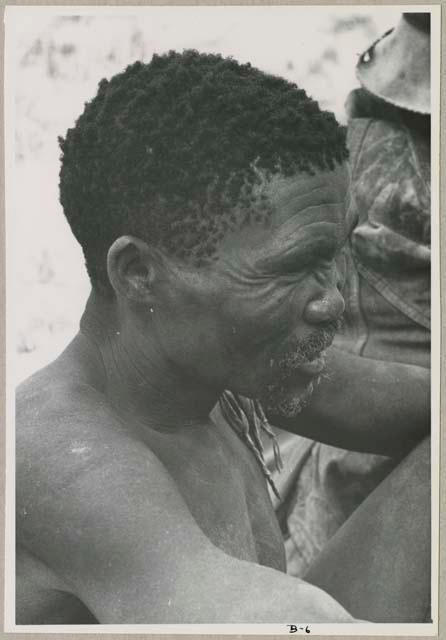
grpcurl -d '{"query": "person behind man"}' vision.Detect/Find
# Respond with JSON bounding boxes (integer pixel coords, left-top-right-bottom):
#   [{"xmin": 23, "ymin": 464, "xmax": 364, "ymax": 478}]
[
  {"xmin": 267, "ymin": 13, "xmax": 431, "ymax": 608},
  {"xmin": 16, "ymin": 50, "xmax": 430, "ymax": 625}
]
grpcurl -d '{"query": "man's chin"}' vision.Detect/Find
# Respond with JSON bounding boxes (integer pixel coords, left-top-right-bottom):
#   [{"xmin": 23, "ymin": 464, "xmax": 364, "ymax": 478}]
[{"xmin": 262, "ymin": 374, "xmax": 320, "ymax": 419}]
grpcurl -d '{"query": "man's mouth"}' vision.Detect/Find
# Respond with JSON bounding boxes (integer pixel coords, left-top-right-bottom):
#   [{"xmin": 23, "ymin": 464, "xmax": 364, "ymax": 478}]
[
  {"xmin": 270, "ymin": 318, "xmax": 340, "ymax": 382},
  {"xmin": 291, "ymin": 320, "xmax": 341, "ymax": 376},
  {"xmin": 296, "ymin": 349, "xmax": 327, "ymax": 376}
]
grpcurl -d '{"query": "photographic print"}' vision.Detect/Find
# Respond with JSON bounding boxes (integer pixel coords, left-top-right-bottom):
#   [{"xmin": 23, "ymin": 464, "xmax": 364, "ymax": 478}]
[{"xmin": 4, "ymin": 5, "xmax": 440, "ymax": 634}]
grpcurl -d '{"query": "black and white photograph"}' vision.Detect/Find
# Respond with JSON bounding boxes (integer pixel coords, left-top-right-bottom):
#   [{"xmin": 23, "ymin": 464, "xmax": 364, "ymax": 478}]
[{"xmin": 4, "ymin": 4, "xmax": 440, "ymax": 633}]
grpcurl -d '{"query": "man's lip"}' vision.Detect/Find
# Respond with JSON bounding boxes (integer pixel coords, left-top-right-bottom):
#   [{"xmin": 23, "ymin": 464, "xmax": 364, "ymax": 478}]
[{"xmin": 296, "ymin": 350, "xmax": 327, "ymax": 376}]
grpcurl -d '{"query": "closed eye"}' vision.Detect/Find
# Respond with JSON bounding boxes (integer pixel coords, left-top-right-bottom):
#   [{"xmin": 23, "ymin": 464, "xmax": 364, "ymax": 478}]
[
  {"xmin": 255, "ymin": 231, "xmax": 339, "ymax": 278},
  {"xmin": 276, "ymin": 246, "xmax": 336, "ymax": 275}
]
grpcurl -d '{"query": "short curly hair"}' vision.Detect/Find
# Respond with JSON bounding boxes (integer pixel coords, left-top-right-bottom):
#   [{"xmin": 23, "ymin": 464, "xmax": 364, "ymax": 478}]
[{"xmin": 59, "ymin": 49, "xmax": 348, "ymax": 296}]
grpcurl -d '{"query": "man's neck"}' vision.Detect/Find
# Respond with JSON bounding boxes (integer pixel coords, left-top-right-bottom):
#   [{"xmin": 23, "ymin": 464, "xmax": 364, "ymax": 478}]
[{"xmin": 79, "ymin": 291, "xmax": 219, "ymax": 431}]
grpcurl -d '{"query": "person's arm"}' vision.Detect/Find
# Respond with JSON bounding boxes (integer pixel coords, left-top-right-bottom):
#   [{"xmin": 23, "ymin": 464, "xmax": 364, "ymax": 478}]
[
  {"xmin": 265, "ymin": 346, "xmax": 430, "ymax": 457},
  {"xmin": 16, "ymin": 390, "xmax": 355, "ymax": 624}
]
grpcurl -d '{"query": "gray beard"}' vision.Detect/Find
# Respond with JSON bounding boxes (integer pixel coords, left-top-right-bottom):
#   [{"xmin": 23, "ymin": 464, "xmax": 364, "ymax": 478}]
[
  {"xmin": 263, "ymin": 374, "xmax": 321, "ymax": 418},
  {"xmin": 260, "ymin": 322, "xmax": 339, "ymax": 418}
]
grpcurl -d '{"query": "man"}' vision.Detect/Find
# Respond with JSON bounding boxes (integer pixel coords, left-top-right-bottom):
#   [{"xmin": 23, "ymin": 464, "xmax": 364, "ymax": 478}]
[{"xmin": 16, "ymin": 51, "xmax": 430, "ymax": 624}]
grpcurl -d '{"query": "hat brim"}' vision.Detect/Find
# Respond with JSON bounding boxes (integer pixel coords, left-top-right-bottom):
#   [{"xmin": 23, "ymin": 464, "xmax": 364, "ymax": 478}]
[{"xmin": 356, "ymin": 16, "xmax": 430, "ymax": 114}]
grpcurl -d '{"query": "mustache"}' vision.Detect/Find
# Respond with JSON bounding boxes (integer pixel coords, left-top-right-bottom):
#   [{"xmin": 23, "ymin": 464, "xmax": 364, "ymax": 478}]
[{"xmin": 276, "ymin": 317, "xmax": 343, "ymax": 371}]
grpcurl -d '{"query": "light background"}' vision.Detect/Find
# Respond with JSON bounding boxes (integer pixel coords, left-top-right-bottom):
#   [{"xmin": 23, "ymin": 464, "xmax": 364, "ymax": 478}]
[{"xmin": 11, "ymin": 6, "xmax": 401, "ymax": 383}]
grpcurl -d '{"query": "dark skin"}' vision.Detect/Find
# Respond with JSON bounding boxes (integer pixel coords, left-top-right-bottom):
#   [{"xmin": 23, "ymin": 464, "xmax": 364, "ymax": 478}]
[
  {"xmin": 269, "ymin": 345, "xmax": 429, "ymax": 457},
  {"xmin": 16, "ymin": 164, "xmax": 430, "ymax": 624}
]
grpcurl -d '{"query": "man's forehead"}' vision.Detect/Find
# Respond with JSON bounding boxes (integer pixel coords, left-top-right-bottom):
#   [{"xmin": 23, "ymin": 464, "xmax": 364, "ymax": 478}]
[
  {"xmin": 265, "ymin": 163, "xmax": 350, "ymax": 220},
  {"xmin": 217, "ymin": 164, "xmax": 351, "ymax": 261}
]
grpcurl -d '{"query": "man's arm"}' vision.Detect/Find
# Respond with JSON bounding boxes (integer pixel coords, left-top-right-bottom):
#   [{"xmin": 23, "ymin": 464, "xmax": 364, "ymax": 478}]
[
  {"xmin": 16, "ymin": 389, "xmax": 354, "ymax": 623},
  {"xmin": 265, "ymin": 346, "xmax": 430, "ymax": 457}
]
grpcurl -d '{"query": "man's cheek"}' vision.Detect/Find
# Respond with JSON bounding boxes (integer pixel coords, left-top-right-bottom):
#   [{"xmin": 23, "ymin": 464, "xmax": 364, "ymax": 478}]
[{"xmin": 232, "ymin": 296, "xmax": 294, "ymax": 344}]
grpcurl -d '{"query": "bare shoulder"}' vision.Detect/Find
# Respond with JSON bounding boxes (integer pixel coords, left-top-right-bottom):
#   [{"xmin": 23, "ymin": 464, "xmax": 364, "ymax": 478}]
[
  {"xmin": 16, "ymin": 361, "xmax": 129, "ymax": 486},
  {"xmin": 16, "ymin": 360, "xmax": 199, "ymax": 556}
]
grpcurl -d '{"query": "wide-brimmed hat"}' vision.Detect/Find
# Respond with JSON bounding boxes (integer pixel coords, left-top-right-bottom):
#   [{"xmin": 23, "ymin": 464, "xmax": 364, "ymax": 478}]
[{"xmin": 356, "ymin": 13, "xmax": 430, "ymax": 114}]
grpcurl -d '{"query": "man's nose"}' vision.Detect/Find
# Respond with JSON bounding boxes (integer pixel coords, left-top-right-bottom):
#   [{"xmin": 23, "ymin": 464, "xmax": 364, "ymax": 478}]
[{"xmin": 304, "ymin": 287, "xmax": 345, "ymax": 325}]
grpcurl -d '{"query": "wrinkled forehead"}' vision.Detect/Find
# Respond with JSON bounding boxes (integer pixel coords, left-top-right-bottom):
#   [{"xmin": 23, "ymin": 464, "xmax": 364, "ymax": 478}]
[
  {"xmin": 214, "ymin": 163, "xmax": 352, "ymax": 264},
  {"xmin": 265, "ymin": 163, "xmax": 350, "ymax": 229}
]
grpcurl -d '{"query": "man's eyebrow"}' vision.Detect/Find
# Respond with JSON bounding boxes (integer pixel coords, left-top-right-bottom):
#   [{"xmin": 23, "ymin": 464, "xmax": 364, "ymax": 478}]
[
  {"xmin": 270, "ymin": 180, "xmax": 326, "ymax": 206},
  {"xmin": 257, "ymin": 233, "xmax": 338, "ymax": 271},
  {"xmin": 273, "ymin": 191, "xmax": 347, "ymax": 220}
]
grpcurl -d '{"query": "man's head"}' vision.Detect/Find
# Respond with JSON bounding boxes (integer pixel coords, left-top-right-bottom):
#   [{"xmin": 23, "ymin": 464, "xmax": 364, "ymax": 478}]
[{"xmin": 59, "ymin": 50, "xmax": 349, "ymax": 412}]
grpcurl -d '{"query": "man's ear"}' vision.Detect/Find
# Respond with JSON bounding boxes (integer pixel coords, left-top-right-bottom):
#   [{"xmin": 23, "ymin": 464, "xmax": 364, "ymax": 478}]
[{"xmin": 107, "ymin": 236, "xmax": 157, "ymax": 304}]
